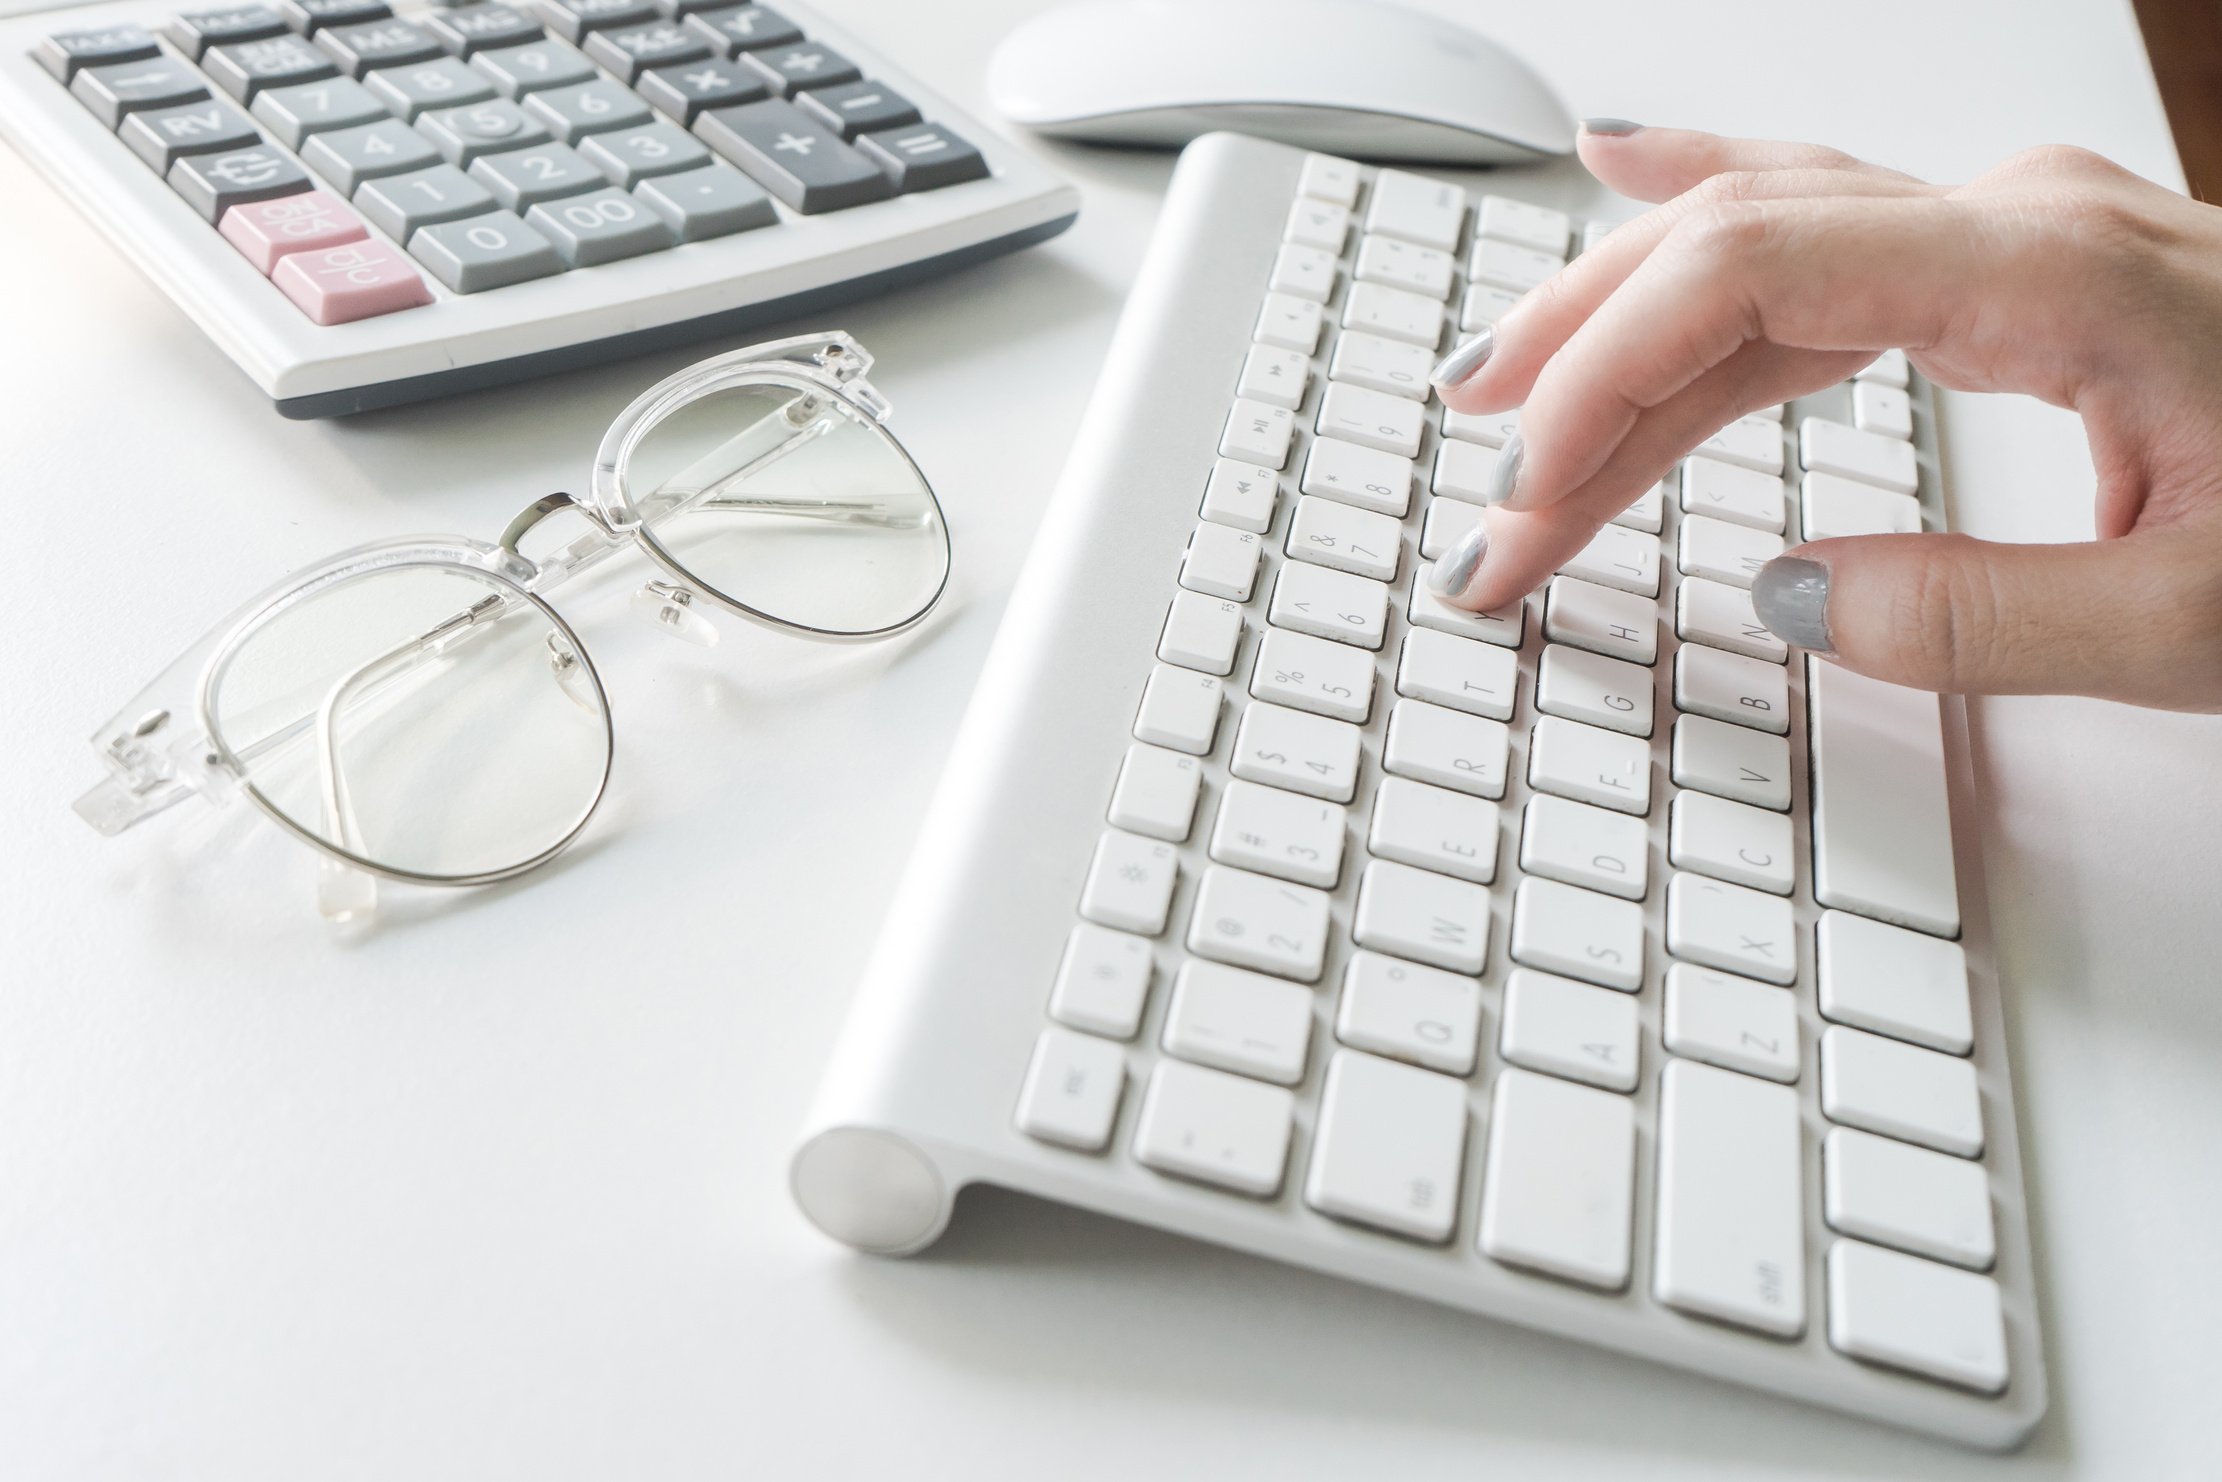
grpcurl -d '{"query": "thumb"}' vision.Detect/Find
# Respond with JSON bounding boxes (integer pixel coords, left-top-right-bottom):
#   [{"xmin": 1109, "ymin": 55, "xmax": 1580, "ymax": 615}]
[{"xmin": 1750, "ymin": 532, "xmax": 2195, "ymax": 703}]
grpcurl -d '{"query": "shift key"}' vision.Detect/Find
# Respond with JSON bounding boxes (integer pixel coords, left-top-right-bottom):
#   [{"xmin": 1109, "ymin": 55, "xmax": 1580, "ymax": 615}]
[{"xmin": 694, "ymin": 98, "xmax": 889, "ymax": 213}]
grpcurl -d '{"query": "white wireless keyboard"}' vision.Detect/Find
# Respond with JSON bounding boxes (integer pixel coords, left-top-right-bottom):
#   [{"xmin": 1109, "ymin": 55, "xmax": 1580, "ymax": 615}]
[
  {"xmin": 792, "ymin": 133, "xmax": 2045, "ymax": 1450},
  {"xmin": 0, "ymin": 0, "xmax": 1075, "ymax": 415}
]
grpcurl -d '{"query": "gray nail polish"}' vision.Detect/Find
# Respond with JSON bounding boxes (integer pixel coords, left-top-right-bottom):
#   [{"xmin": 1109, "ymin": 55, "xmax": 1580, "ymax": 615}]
[
  {"xmin": 1485, "ymin": 433, "xmax": 1523, "ymax": 505},
  {"xmin": 1428, "ymin": 519, "xmax": 1490, "ymax": 601},
  {"xmin": 1581, "ymin": 117, "xmax": 1643, "ymax": 136},
  {"xmin": 1751, "ymin": 555, "xmax": 1834, "ymax": 653},
  {"xmin": 1429, "ymin": 327, "xmax": 1494, "ymax": 390}
]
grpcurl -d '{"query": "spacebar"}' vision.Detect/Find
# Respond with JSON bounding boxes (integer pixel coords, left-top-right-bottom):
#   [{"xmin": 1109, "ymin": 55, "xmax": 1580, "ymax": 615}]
[{"xmin": 1808, "ymin": 658, "xmax": 1961, "ymax": 937}]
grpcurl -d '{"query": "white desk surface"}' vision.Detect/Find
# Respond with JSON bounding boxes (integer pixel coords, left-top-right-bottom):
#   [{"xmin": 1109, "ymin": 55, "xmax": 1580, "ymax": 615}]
[{"xmin": 4, "ymin": 0, "xmax": 2218, "ymax": 1475}]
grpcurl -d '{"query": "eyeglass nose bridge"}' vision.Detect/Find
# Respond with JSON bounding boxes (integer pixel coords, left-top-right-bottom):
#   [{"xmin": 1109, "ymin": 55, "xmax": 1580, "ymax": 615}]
[{"xmin": 498, "ymin": 490, "xmax": 723, "ymax": 648}]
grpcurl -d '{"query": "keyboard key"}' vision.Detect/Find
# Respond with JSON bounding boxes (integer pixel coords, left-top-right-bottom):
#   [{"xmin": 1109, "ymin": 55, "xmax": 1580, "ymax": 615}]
[
  {"xmin": 1134, "ymin": 664, "xmax": 1223, "ymax": 756},
  {"xmin": 1368, "ymin": 775, "xmax": 1498, "ymax": 884},
  {"xmin": 1341, "ymin": 281, "xmax": 1443, "ymax": 348},
  {"xmin": 423, "ymin": 3, "xmax": 541, "ymax": 56},
  {"xmin": 1301, "ymin": 437, "xmax": 1411, "ymax": 516},
  {"xmin": 1669, "ymin": 790, "xmax": 1795, "ymax": 895},
  {"xmin": 1801, "ymin": 416, "xmax": 1917, "ymax": 495},
  {"xmin": 1395, "ymin": 628, "xmax": 1516, "ymax": 721},
  {"xmin": 1209, "ymin": 777, "xmax": 1345, "ymax": 887},
  {"xmin": 408, "ymin": 209, "xmax": 566, "ymax": 290},
  {"xmin": 1808, "ymin": 660, "xmax": 1960, "ymax": 936},
  {"xmin": 1478, "ymin": 1066, "xmax": 1636, "ymax": 1289},
  {"xmin": 1353, "ymin": 233, "xmax": 1453, "ymax": 299},
  {"xmin": 524, "ymin": 187, "xmax": 676, "ymax": 266},
  {"xmin": 1695, "ymin": 415, "xmax": 1785, "ymax": 475},
  {"xmin": 1675, "ymin": 575, "xmax": 1784, "ymax": 663},
  {"xmin": 1519, "ymin": 794, "xmax": 1645, "ymax": 900},
  {"xmin": 1460, "ymin": 281, "xmax": 1520, "ymax": 333},
  {"xmin": 1820, "ymin": 1026, "xmax": 1984, "ymax": 1158},
  {"xmin": 1327, "ymin": 328, "xmax": 1431, "ymax": 400},
  {"xmin": 1825, "ymin": 1127, "xmax": 1995, "ymax": 1271},
  {"xmin": 1509, "ymin": 876, "xmax": 1642, "ymax": 990},
  {"xmin": 1015, "ymin": 1028, "xmax": 1126, "ymax": 1151},
  {"xmin": 1336, "ymin": 950, "xmax": 1482, "ymax": 1074},
  {"xmin": 278, "ymin": 0, "xmax": 392, "ymax": 35},
  {"xmin": 1285, "ymin": 196, "xmax": 1351, "ymax": 254},
  {"xmin": 1364, "ymin": 167, "xmax": 1463, "ymax": 251},
  {"xmin": 1680, "ymin": 455, "xmax": 1786, "ymax": 532},
  {"xmin": 1476, "ymin": 194, "xmax": 1568, "ymax": 254},
  {"xmin": 1558, "ymin": 522, "xmax": 1659, "ymax": 596},
  {"xmin": 1251, "ymin": 627, "xmax": 1374, "ymax": 723},
  {"xmin": 1269, "ymin": 241, "xmax": 1337, "ymax": 302},
  {"xmin": 633, "ymin": 163, "xmax": 775, "ymax": 239},
  {"xmin": 36, "ymin": 26, "xmax": 160, "ymax": 82},
  {"xmin": 1179, "ymin": 521, "xmax": 1262, "ymax": 602},
  {"xmin": 742, "ymin": 40, "xmax": 861, "ymax": 94},
  {"xmin": 1671, "ymin": 713, "xmax": 1790, "ymax": 811},
  {"xmin": 120, "ymin": 100, "xmax": 264, "ymax": 174},
  {"xmin": 1418, "ymin": 497, "xmax": 1481, "ymax": 561},
  {"xmin": 1079, "ymin": 829, "xmax": 1178, "ymax": 935},
  {"xmin": 636, "ymin": 56, "xmax": 768, "ymax": 121},
  {"xmin": 1297, "ymin": 150, "xmax": 1360, "ymax": 207},
  {"xmin": 1383, "ymin": 699, "xmax": 1508, "ymax": 799},
  {"xmin": 1526, "ymin": 714, "xmax": 1649, "ymax": 816},
  {"xmin": 1799, "ymin": 471, "xmax": 1921, "ymax": 542},
  {"xmin": 1163, "ymin": 961, "xmax": 1314, "ymax": 1084},
  {"xmin": 1432, "ymin": 441, "xmax": 1508, "ymax": 507},
  {"xmin": 270, "ymin": 235, "xmax": 431, "ymax": 322},
  {"xmin": 1500, "ymin": 968, "xmax": 1638, "ymax": 1092},
  {"xmin": 1543, "ymin": 575, "xmax": 1656, "ymax": 666},
  {"xmin": 523, "ymin": 78, "xmax": 652, "ymax": 143},
  {"xmin": 167, "ymin": 6, "xmax": 288, "ymax": 59},
  {"xmin": 1236, "ymin": 343, "xmax": 1308, "ymax": 411},
  {"xmin": 250, "ymin": 76, "xmax": 386, "ymax": 145},
  {"xmin": 1157, "ymin": 590, "xmax": 1243, "ymax": 675},
  {"xmin": 684, "ymin": 2, "xmax": 803, "ymax": 55},
  {"xmin": 218, "ymin": 187, "xmax": 367, "ymax": 271},
  {"xmin": 317, "ymin": 17, "xmax": 443, "ymax": 76},
  {"xmin": 1857, "ymin": 348, "xmax": 1911, "ymax": 388},
  {"xmin": 417, "ymin": 97, "xmax": 551, "ymax": 165},
  {"xmin": 1826, "ymin": 1240, "xmax": 2008, "ymax": 1394},
  {"xmin": 1049, "ymin": 923, "xmax": 1153, "ymax": 1039},
  {"xmin": 1852, "ymin": 380, "xmax": 1914, "ymax": 440},
  {"xmin": 1674, "ymin": 641, "xmax": 1789, "ymax": 734},
  {"xmin": 859, "ymin": 123, "xmax": 991, "ymax": 193},
  {"xmin": 203, "ymin": 35, "xmax": 337, "ymax": 102},
  {"xmin": 166, "ymin": 143, "xmax": 311, "ymax": 221},
  {"xmin": 1270, "ymin": 561, "xmax": 1387, "ymax": 649},
  {"xmin": 700, "ymin": 99, "xmax": 892, "ymax": 211},
  {"xmin": 1255, "ymin": 291, "xmax": 1324, "ymax": 353},
  {"xmin": 1186, "ymin": 864, "xmax": 1332, "ymax": 981},
  {"xmin": 796, "ymin": 79, "xmax": 921, "ymax": 140},
  {"xmin": 1467, "ymin": 236, "xmax": 1561, "ymax": 293},
  {"xmin": 1441, "ymin": 406, "xmax": 1519, "ymax": 448},
  {"xmin": 1537, "ymin": 643, "xmax": 1653, "ymax": 737},
  {"xmin": 366, "ymin": 57, "xmax": 496, "ymax": 120},
  {"xmin": 69, "ymin": 57, "xmax": 210, "ymax": 129},
  {"xmin": 1133, "ymin": 1059, "xmax": 1294, "ymax": 1197},
  {"xmin": 1230, "ymin": 702, "xmax": 1360, "ymax": 803},
  {"xmin": 1108, "ymin": 742, "xmax": 1202, "ymax": 843},
  {"xmin": 1817, "ymin": 910, "xmax": 1972, "ymax": 1055},
  {"xmin": 299, "ymin": 117, "xmax": 438, "ymax": 193},
  {"xmin": 1305, "ymin": 1050, "xmax": 1468, "ymax": 1243},
  {"xmin": 1612, "ymin": 478, "xmax": 1667, "ymax": 534},
  {"xmin": 538, "ymin": 0, "xmax": 657, "ymax": 42},
  {"xmin": 470, "ymin": 38, "xmax": 596, "ymax": 96},
  {"xmin": 1354, "ymin": 857, "xmax": 1489, "ymax": 972},
  {"xmin": 583, "ymin": 20, "xmax": 709, "ymax": 81},
  {"xmin": 1655, "ymin": 1058, "xmax": 1806, "ymax": 1336},
  {"xmin": 1407, "ymin": 571, "xmax": 1523, "ymax": 648},
  {"xmin": 1200, "ymin": 458, "xmax": 1279, "ymax": 533},
  {"xmin": 352, "ymin": 160, "xmax": 493, "ymax": 236},
  {"xmin": 1666, "ymin": 872, "xmax": 1797, "ymax": 985},
  {"xmin": 578, "ymin": 120, "xmax": 712, "ymax": 184},
  {"xmin": 1287, "ymin": 496, "xmax": 1399, "ymax": 582},
  {"xmin": 1662, "ymin": 962, "xmax": 1800, "ymax": 1083},
  {"xmin": 467, "ymin": 140, "xmax": 603, "ymax": 208}
]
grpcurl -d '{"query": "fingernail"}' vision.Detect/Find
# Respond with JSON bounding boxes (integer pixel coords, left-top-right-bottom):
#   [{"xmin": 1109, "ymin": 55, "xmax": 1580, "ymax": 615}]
[
  {"xmin": 1428, "ymin": 518, "xmax": 1490, "ymax": 602},
  {"xmin": 1751, "ymin": 555, "xmax": 1834, "ymax": 653},
  {"xmin": 1581, "ymin": 117, "xmax": 1643, "ymax": 137},
  {"xmin": 1429, "ymin": 327, "xmax": 1494, "ymax": 390},
  {"xmin": 1486, "ymin": 433, "xmax": 1524, "ymax": 506}
]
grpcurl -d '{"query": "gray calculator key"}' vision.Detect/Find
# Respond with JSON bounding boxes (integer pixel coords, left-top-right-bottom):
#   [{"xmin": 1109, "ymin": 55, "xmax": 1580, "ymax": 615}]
[
  {"xmin": 654, "ymin": 0, "xmax": 729, "ymax": 17},
  {"xmin": 417, "ymin": 97, "xmax": 550, "ymax": 165},
  {"xmin": 318, "ymin": 17, "xmax": 443, "ymax": 76},
  {"xmin": 467, "ymin": 140, "xmax": 604, "ymax": 208},
  {"xmin": 635, "ymin": 57, "xmax": 766, "ymax": 123},
  {"xmin": 525, "ymin": 186, "xmax": 677, "ymax": 265},
  {"xmin": 68, "ymin": 57, "xmax": 209, "ymax": 129},
  {"xmin": 120, "ymin": 99, "xmax": 262, "ymax": 173},
  {"xmin": 277, "ymin": 0, "xmax": 392, "ymax": 36},
  {"xmin": 522, "ymin": 79, "xmax": 652, "ymax": 144},
  {"xmin": 204, "ymin": 35, "xmax": 338, "ymax": 101},
  {"xmin": 36, "ymin": 26, "xmax": 160, "ymax": 82},
  {"xmin": 165, "ymin": 143, "xmax": 310, "ymax": 220},
  {"xmin": 364, "ymin": 57, "xmax": 495, "ymax": 120},
  {"xmin": 696, "ymin": 98, "xmax": 888, "ymax": 213},
  {"xmin": 470, "ymin": 38, "xmax": 597, "ymax": 97},
  {"xmin": 859, "ymin": 122, "xmax": 989, "ymax": 193},
  {"xmin": 299, "ymin": 117, "xmax": 439, "ymax": 192},
  {"xmin": 578, "ymin": 122, "xmax": 709, "ymax": 186},
  {"xmin": 354, "ymin": 163, "xmax": 497, "ymax": 238},
  {"xmin": 538, "ymin": 0, "xmax": 657, "ymax": 43},
  {"xmin": 250, "ymin": 75, "xmax": 386, "ymax": 145},
  {"xmin": 165, "ymin": 7, "xmax": 287, "ymax": 59},
  {"xmin": 423, "ymin": 3, "xmax": 542, "ymax": 57},
  {"xmin": 633, "ymin": 162, "xmax": 773, "ymax": 240},
  {"xmin": 683, "ymin": 5, "xmax": 801, "ymax": 57},
  {"xmin": 741, "ymin": 42, "xmax": 861, "ymax": 97},
  {"xmin": 409, "ymin": 210, "xmax": 565, "ymax": 290},
  {"xmin": 582, "ymin": 22, "xmax": 709, "ymax": 83},
  {"xmin": 795, "ymin": 80, "xmax": 918, "ymax": 141}
]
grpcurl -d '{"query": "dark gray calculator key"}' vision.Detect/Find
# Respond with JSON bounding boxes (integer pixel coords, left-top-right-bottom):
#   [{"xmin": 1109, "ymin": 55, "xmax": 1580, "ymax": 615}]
[
  {"xmin": 165, "ymin": 143, "xmax": 311, "ymax": 220},
  {"xmin": 298, "ymin": 116, "xmax": 439, "ymax": 192},
  {"xmin": 470, "ymin": 38, "xmax": 596, "ymax": 97},
  {"xmin": 409, "ymin": 209, "xmax": 565, "ymax": 290},
  {"xmin": 417, "ymin": 97, "xmax": 551, "ymax": 164},
  {"xmin": 682, "ymin": 4, "xmax": 801, "ymax": 56},
  {"xmin": 859, "ymin": 122, "xmax": 990, "ymax": 193},
  {"xmin": 165, "ymin": 7, "xmax": 288, "ymax": 59},
  {"xmin": 467, "ymin": 140, "xmax": 604, "ymax": 208},
  {"xmin": 796, "ymin": 80, "xmax": 919, "ymax": 141},
  {"xmin": 636, "ymin": 58, "xmax": 766, "ymax": 123},
  {"xmin": 36, "ymin": 26, "xmax": 161, "ymax": 82},
  {"xmin": 365, "ymin": 57, "xmax": 495, "ymax": 120},
  {"xmin": 318, "ymin": 18, "xmax": 444, "ymax": 76},
  {"xmin": 354, "ymin": 163, "xmax": 498, "ymax": 237},
  {"xmin": 424, "ymin": 4, "xmax": 543, "ymax": 56},
  {"xmin": 277, "ymin": 0, "xmax": 391, "ymax": 36},
  {"xmin": 525, "ymin": 186, "xmax": 677, "ymax": 265},
  {"xmin": 69, "ymin": 57, "xmax": 210, "ymax": 129},
  {"xmin": 582, "ymin": 21, "xmax": 709, "ymax": 83},
  {"xmin": 204, "ymin": 35, "xmax": 338, "ymax": 101},
  {"xmin": 579, "ymin": 121, "xmax": 710, "ymax": 185},
  {"xmin": 251, "ymin": 75, "xmax": 386, "ymax": 145},
  {"xmin": 522, "ymin": 79, "xmax": 652, "ymax": 143},
  {"xmin": 740, "ymin": 42, "xmax": 861, "ymax": 96},
  {"xmin": 120, "ymin": 99, "xmax": 263, "ymax": 173},
  {"xmin": 537, "ymin": 0, "xmax": 658, "ymax": 43},
  {"xmin": 696, "ymin": 99, "xmax": 889, "ymax": 213},
  {"xmin": 633, "ymin": 162, "xmax": 772, "ymax": 240}
]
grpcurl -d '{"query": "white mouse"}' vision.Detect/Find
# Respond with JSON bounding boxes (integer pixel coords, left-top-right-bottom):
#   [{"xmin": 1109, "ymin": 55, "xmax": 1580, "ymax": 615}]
[{"xmin": 986, "ymin": 0, "xmax": 1575, "ymax": 166}]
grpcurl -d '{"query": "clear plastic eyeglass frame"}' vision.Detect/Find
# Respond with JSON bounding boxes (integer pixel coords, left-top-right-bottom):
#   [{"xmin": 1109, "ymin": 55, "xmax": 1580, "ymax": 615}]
[{"xmin": 75, "ymin": 333, "xmax": 951, "ymax": 922}]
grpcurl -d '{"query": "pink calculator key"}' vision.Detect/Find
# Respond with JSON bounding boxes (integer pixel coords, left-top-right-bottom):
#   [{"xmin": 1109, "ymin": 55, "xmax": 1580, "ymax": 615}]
[
  {"xmin": 218, "ymin": 190, "xmax": 368, "ymax": 275},
  {"xmin": 270, "ymin": 238, "xmax": 433, "ymax": 325}
]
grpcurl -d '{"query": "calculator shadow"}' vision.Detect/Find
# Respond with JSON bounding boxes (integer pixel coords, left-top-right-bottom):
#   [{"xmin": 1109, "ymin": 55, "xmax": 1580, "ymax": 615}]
[{"xmin": 836, "ymin": 1183, "xmax": 2075, "ymax": 1479}]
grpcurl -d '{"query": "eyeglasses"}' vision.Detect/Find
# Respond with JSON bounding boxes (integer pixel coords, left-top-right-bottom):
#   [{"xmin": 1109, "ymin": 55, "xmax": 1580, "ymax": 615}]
[{"xmin": 75, "ymin": 333, "xmax": 950, "ymax": 921}]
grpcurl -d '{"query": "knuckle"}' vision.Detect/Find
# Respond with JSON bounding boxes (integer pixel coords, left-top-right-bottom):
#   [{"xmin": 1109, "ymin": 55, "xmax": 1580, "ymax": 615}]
[
  {"xmin": 1884, "ymin": 538, "xmax": 2004, "ymax": 685},
  {"xmin": 1674, "ymin": 198, "xmax": 1777, "ymax": 259},
  {"xmin": 1688, "ymin": 169, "xmax": 1772, "ymax": 208},
  {"xmin": 2007, "ymin": 143, "xmax": 2119, "ymax": 180}
]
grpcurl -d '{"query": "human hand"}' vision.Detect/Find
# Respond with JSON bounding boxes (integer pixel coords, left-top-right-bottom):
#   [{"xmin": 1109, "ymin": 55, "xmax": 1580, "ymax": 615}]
[{"xmin": 1426, "ymin": 123, "xmax": 2222, "ymax": 711}]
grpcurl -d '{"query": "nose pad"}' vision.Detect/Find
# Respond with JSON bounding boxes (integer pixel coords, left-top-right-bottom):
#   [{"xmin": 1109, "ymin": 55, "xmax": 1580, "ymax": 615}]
[
  {"xmin": 630, "ymin": 581, "xmax": 719, "ymax": 648},
  {"xmin": 544, "ymin": 631, "xmax": 605, "ymax": 711}
]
